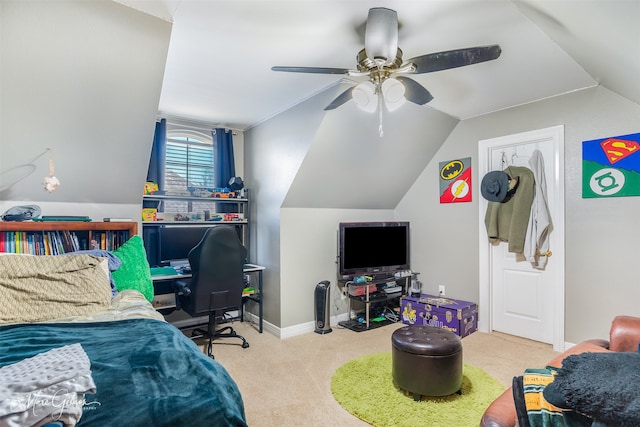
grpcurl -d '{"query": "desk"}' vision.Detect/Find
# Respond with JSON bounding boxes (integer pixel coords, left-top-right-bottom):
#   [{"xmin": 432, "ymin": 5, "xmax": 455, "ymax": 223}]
[
  {"xmin": 151, "ymin": 264, "xmax": 265, "ymax": 333},
  {"xmin": 240, "ymin": 264, "xmax": 265, "ymax": 333}
]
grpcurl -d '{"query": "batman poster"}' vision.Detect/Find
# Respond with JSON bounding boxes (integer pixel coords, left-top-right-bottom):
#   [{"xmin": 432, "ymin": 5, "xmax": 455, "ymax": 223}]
[{"xmin": 439, "ymin": 157, "xmax": 472, "ymax": 203}]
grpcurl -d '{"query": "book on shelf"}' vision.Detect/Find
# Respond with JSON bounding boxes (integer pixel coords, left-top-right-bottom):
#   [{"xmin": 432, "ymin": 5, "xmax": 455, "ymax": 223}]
[
  {"xmin": 103, "ymin": 218, "xmax": 134, "ymax": 222},
  {"xmin": 0, "ymin": 229, "xmax": 131, "ymax": 254}
]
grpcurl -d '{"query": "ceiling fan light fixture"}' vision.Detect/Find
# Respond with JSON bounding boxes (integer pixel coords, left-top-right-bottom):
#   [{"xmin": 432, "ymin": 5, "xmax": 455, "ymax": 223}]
[
  {"xmin": 352, "ymin": 81, "xmax": 378, "ymax": 113},
  {"xmin": 272, "ymin": 8, "xmax": 502, "ymax": 117},
  {"xmin": 364, "ymin": 7, "xmax": 399, "ymax": 66},
  {"xmin": 381, "ymin": 78, "xmax": 406, "ymax": 111}
]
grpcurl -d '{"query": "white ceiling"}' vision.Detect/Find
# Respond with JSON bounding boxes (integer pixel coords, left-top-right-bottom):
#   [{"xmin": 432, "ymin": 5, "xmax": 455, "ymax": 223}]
[{"xmin": 114, "ymin": 0, "xmax": 640, "ymax": 131}]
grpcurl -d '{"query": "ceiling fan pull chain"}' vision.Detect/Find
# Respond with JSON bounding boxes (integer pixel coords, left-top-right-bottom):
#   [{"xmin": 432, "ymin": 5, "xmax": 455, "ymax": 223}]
[{"xmin": 378, "ymin": 94, "xmax": 384, "ymax": 137}]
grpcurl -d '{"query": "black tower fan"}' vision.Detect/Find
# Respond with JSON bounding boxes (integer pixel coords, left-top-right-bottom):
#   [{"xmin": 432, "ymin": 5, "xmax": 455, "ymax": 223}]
[{"xmin": 314, "ymin": 280, "xmax": 332, "ymax": 334}]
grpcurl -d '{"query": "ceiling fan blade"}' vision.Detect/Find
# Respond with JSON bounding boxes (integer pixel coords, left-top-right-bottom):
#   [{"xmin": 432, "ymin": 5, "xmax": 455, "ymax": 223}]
[
  {"xmin": 324, "ymin": 86, "xmax": 355, "ymax": 111},
  {"xmin": 271, "ymin": 66, "xmax": 351, "ymax": 75},
  {"xmin": 407, "ymin": 45, "xmax": 502, "ymax": 74},
  {"xmin": 364, "ymin": 7, "xmax": 398, "ymax": 65},
  {"xmin": 395, "ymin": 76, "xmax": 433, "ymax": 105}
]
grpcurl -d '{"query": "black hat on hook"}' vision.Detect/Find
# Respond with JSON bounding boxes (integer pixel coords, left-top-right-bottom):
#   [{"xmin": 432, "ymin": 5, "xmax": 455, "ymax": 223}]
[{"xmin": 481, "ymin": 171, "xmax": 510, "ymax": 202}]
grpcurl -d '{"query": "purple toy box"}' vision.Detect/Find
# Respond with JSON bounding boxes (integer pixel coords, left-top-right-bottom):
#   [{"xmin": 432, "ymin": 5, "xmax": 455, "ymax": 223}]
[{"xmin": 400, "ymin": 294, "xmax": 478, "ymax": 338}]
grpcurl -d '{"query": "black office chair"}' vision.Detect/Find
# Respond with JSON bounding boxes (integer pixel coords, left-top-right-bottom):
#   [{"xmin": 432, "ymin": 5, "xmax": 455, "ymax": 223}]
[{"xmin": 173, "ymin": 225, "xmax": 249, "ymax": 358}]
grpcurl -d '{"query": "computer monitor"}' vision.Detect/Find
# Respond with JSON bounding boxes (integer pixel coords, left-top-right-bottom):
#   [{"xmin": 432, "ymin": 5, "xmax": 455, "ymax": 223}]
[
  {"xmin": 144, "ymin": 225, "xmax": 244, "ymax": 267},
  {"xmin": 159, "ymin": 226, "xmax": 209, "ymax": 266}
]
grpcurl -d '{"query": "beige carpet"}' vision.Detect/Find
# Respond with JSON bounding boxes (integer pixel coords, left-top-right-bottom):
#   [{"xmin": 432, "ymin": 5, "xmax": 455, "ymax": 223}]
[{"xmin": 191, "ymin": 321, "xmax": 559, "ymax": 427}]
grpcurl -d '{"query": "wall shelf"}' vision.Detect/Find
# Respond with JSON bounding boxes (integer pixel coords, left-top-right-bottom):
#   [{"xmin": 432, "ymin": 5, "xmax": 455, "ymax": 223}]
[
  {"xmin": 141, "ymin": 190, "xmax": 250, "ymax": 266},
  {"xmin": 0, "ymin": 221, "xmax": 137, "ymax": 253}
]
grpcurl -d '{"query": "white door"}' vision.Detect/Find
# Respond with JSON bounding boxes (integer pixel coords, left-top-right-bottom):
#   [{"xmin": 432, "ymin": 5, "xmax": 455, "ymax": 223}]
[{"xmin": 478, "ymin": 126, "xmax": 565, "ymax": 351}]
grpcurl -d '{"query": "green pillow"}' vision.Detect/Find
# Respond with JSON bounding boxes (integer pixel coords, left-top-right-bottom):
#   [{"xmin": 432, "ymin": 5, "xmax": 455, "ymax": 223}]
[{"xmin": 111, "ymin": 235, "xmax": 154, "ymax": 302}]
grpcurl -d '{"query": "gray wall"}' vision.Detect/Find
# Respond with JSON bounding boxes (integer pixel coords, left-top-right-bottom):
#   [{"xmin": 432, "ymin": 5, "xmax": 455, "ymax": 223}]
[
  {"xmin": 247, "ymin": 84, "xmax": 640, "ymax": 342},
  {"xmin": 244, "ymin": 87, "xmax": 335, "ymax": 328},
  {"xmin": 4, "ymin": 1, "xmax": 640, "ymax": 345},
  {"xmin": 397, "ymin": 86, "xmax": 640, "ymax": 344},
  {"xmin": 245, "ymin": 84, "xmax": 457, "ymax": 332},
  {"xmin": 0, "ymin": 0, "xmax": 170, "ymax": 209},
  {"xmin": 283, "ymin": 84, "xmax": 459, "ymax": 209}
]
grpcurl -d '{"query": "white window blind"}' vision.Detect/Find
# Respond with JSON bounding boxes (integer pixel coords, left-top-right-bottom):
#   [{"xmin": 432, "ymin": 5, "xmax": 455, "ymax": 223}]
[
  {"xmin": 163, "ymin": 134, "xmax": 216, "ymax": 215},
  {"xmin": 165, "ymin": 136, "xmax": 214, "ymax": 190}
]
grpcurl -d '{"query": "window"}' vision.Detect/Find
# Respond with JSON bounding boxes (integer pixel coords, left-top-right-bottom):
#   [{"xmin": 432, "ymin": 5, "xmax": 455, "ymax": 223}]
[
  {"xmin": 163, "ymin": 131, "xmax": 217, "ymax": 215},
  {"xmin": 164, "ymin": 133, "xmax": 214, "ymax": 191}
]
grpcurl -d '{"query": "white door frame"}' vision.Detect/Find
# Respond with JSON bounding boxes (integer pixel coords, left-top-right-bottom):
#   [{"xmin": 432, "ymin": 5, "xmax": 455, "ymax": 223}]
[{"xmin": 478, "ymin": 125, "xmax": 566, "ymax": 351}]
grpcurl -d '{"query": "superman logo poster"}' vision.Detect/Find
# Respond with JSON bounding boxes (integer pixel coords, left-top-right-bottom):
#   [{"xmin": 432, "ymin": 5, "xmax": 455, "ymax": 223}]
[
  {"xmin": 439, "ymin": 157, "xmax": 472, "ymax": 203},
  {"xmin": 583, "ymin": 132, "xmax": 640, "ymax": 198}
]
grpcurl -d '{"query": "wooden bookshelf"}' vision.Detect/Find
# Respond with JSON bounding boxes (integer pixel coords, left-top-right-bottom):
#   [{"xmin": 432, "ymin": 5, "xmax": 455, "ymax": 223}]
[{"xmin": 0, "ymin": 221, "xmax": 137, "ymax": 254}]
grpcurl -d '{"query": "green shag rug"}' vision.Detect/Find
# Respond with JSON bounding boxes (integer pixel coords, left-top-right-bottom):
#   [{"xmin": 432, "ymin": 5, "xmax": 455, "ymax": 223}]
[{"xmin": 331, "ymin": 352, "xmax": 504, "ymax": 427}]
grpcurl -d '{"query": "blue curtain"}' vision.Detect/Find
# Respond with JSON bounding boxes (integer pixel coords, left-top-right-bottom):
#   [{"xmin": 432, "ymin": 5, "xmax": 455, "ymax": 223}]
[
  {"xmin": 213, "ymin": 128, "xmax": 235, "ymax": 188},
  {"xmin": 213, "ymin": 128, "xmax": 236, "ymax": 213},
  {"xmin": 147, "ymin": 118, "xmax": 166, "ymax": 190}
]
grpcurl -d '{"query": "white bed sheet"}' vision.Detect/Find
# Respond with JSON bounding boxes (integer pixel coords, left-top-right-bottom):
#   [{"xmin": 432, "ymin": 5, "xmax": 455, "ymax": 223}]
[{"xmin": 48, "ymin": 290, "xmax": 165, "ymax": 323}]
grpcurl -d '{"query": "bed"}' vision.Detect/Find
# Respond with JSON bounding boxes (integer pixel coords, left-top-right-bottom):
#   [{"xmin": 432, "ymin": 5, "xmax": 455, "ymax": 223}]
[{"xmin": 0, "ymin": 247, "xmax": 248, "ymax": 427}]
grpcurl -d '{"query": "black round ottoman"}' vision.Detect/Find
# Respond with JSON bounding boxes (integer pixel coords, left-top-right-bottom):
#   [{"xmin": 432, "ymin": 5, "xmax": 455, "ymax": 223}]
[{"xmin": 391, "ymin": 325, "xmax": 463, "ymax": 401}]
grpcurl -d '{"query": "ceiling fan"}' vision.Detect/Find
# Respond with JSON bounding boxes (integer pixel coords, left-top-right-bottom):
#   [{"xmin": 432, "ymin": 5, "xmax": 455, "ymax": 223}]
[{"xmin": 272, "ymin": 7, "xmax": 502, "ymax": 113}]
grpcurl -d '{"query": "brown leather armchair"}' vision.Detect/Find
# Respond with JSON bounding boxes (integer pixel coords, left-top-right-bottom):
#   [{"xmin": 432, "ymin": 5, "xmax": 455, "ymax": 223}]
[{"xmin": 480, "ymin": 315, "xmax": 640, "ymax": 427}]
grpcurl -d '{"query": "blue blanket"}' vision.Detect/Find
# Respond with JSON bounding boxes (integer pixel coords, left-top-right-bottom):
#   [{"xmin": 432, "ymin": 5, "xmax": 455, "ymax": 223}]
[{"xmin": 0, "ymin": 318, "xmax": 247, "ymax": 427}]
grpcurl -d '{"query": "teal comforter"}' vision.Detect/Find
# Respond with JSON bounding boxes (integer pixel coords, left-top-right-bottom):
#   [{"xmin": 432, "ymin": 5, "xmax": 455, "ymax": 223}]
[{"xmin": 0, "ymin": 318, "xmax": 247, "ymax": 426}]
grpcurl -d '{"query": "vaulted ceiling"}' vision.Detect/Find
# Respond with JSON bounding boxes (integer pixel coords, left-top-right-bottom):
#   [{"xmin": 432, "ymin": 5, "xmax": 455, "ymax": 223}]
[
  {"xmin": 2, "ymin": 0, "xmax": 638, "ymax": 208},
  {"xmin": 115, "ymin": 0, "xmax": 639, "ymax": 130}
]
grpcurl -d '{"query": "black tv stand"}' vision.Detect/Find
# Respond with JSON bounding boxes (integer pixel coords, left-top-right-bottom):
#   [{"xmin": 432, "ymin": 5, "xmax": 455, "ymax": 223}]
[
  {"xmin": 338, "ymin": 273, "xmax": 413, "ymax": 332},
  {"xmin": 339, "ymin": 317, "xmax": 394, "ymax": 332}
]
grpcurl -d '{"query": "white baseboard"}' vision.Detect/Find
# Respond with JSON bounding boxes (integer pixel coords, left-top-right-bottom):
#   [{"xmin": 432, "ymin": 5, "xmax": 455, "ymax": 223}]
[
  {"xmin": 279, "ymin": 313, "xmax": 350, "ymax": 339},
  {"xmin": 251, "ymin": 312, "xmax": 350, "ymax": 339},
  {"xmin": 192, "ymin": 310, "xmax": 580, "ymax": 351}
]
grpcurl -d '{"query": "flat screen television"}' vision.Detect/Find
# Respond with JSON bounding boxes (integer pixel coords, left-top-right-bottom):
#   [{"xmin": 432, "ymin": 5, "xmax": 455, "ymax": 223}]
[{"xmin": 338, "ymin": 221, "xmax": 410, "ymax": 278}]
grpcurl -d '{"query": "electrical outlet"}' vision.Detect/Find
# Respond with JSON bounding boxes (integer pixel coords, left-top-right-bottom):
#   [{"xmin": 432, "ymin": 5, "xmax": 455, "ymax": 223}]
[{"xmin": 438, "ymin": 285, "xmax": 446, "ymax": 296}]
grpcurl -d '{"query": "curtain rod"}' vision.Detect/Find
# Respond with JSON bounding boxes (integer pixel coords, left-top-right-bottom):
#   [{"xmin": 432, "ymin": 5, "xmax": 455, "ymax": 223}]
[
  {"xmin": 212, "ymin": 129, "xmax": 238, "ymax": 136},
  {"xmin": 158, "ymin": 114, "xmax": 241, "ymax": 135}
]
